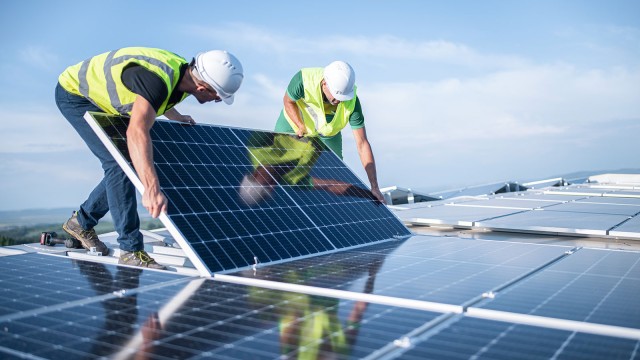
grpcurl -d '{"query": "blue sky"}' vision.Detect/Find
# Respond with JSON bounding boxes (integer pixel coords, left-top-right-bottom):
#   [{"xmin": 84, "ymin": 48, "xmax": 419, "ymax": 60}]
[{"xmin": 1, "ymin": 0, "xmax": 639, "ymax": 211}]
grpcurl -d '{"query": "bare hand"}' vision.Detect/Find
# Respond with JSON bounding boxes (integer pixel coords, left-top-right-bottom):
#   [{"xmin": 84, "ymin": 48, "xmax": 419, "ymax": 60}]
[
  {"xmin": 293, "ymin": 122, "xmax": 307, "ymax": 137},
  {"xmin": 176, "ymin": 115, "xmax": 196, "ymax": 125},
  {"xmin": 371, "ymin": 187, "xmax": 386, "ymax": 204},
  {"xmin": 143, "ymin": 186, "xmax": 168, "ymax": 218}
]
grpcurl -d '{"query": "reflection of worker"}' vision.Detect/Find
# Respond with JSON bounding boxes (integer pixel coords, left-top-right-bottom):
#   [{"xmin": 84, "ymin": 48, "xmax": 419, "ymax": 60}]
[
  {"xmin": 239, "ymin": 133, "xmax": 379, "ymax": 207},
  {"xmin": 249, "ymin": 258, "xmax": 383, "ymax": 359},
  {"xmin": 275, "ymin": 61, "xmax": 385, "ymax": 203},
  {"xmin": 56, "ymin": 47, "xmax": 243, "ymax": 268},
  {"xmin": 75, "ymin": 261, "xmax": 162, "ymax": 357}
]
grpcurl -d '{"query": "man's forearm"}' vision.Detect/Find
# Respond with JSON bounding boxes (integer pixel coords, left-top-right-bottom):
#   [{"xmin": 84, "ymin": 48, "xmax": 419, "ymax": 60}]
[
  {"xmin": 358, "ymin": 141, "xmax": 379, "ymax": 189},
  {"xmin": 127, "ymin": 124, "xmax": 158, "ymax": 189},
  {"xmin": 163, "ymin": 107, "xmax": 181, "ymax": 120},
  {"xmin": 127, "ymin": 96, "xmax": 167, "ymax": 217},
  {"xmin": 283, "ymin": 94, "xmax": 306, "ymax": 135}
]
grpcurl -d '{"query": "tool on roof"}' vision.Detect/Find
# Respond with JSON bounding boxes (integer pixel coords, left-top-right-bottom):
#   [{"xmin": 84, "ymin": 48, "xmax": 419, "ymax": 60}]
[{"xmin": 39, "ymin": 231, "xmax": 83, "ymax": 249}]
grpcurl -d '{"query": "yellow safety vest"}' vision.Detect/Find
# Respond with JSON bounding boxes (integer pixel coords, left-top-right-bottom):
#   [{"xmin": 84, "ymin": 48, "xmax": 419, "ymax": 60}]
[
  {"xmin": 283, "ymin": 68, "xmax": 357, "ymax": 137},
  {"xmin": 58, "ymin": 47, "xmax": 189, "ymax": 116},
  {"xmin": 248, "ymin": 135, "xmax": 319, "ymax": 185}
]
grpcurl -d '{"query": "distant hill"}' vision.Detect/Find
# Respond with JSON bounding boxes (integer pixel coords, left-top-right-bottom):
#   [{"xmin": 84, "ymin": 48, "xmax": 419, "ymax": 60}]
[
  {"xmin": 0, "ymin": 208, "xmax": 81, "ymax": 228},
  {"xmin": 0, "ymin": 206, "xmax": 153, "ymax": 229}
]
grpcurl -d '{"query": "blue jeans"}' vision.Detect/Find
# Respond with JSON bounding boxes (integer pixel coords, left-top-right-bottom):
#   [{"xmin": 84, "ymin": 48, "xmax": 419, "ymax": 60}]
[{"xmin": 55, "ymin": 83, "xmax": 143, "ymax": 251}]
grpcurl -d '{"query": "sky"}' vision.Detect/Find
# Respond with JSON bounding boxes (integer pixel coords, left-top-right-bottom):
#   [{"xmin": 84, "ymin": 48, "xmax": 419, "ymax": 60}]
[{"xmin": 0, "ymin": 0, "xmax": 639, "ymax": 211}]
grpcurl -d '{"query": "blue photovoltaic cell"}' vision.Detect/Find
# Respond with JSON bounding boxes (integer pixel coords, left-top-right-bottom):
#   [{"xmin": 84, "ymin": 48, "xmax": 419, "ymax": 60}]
[
  {"xmin": 0, "ymin": 253, "xmax": 183, "ymax": 318},
  {"xmin": 86, "ymin": 113, "xmax": 409, "ymax": 274},
  {"xmin": 397, "ymin": 316, "xmax": 640, "ymax": 360},
  {"xmin": 479, "ymin": 248, "xmax": 640, "ymax": 329},
  {"xmin": 228, "ymin": 236, "xmax": 573, "ymax": 305},
  {"xmin": 0, "ymin": 274, "xmax": 439, "ymax": 359}
]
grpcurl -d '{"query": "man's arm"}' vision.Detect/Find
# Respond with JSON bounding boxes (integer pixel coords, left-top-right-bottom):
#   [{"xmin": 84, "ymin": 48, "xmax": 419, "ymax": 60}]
[
  {"xmin": 164, "ymin": 107, "xmax": 195, "ymax": 125},
  {"xmin": 127, "ymin": 95, "xmax": 167, "ymax": 218},
  {"xmin": 352, "ymin": 126, "xmax": 385, "ymax": 203},
  {"xmin": 283, "ymin": 93, "xmax": 306, "ymax": 137}
]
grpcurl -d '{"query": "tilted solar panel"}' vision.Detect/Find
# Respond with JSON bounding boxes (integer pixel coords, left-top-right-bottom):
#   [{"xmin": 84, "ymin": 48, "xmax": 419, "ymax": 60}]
[{"xmin": 85, "ymin": 112, "xmax": 410, "ymax": 275}]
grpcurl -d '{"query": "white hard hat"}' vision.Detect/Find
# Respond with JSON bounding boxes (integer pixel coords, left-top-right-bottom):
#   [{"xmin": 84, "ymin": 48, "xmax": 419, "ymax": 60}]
[
  {"xmin": 239, "ymin": 174, "xmax": 273, "ymax": 207},
  {"xmin": 194, "ymin": 50, "xmax": 244, "ymax": 105},
  {"xmin": 323, "ymin": 61, "xmax": 355, "ymax": 101}
]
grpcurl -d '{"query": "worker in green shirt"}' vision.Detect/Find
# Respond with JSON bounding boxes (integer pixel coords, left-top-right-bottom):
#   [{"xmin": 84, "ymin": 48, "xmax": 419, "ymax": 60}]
[{"xmin": 274, "ymin": 61, "xmax": 385, "ymax": 203}]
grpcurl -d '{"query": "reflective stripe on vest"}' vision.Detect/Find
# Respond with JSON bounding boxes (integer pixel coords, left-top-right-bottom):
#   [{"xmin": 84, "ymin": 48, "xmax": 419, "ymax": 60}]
[
  {"xmin": 59, "ymin": 47, "xmax": 186, "ymax": 116},
  {"xmin": 283, "ymin": 68, "xmax": 357, "ymax": 137}
]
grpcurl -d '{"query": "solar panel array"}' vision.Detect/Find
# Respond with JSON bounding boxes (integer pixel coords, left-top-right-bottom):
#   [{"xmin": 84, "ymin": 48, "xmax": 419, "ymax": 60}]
[
  {"xmin": 85, "ymin": 113, "xmax": 409, "ymax": 275},
  {"xmin": 1, "ymin": 113, "xmax": 635, "ymax": 358},
  {"xmin": 1, "ymin": 239, "xmax": 639, "ymax": 358},
  {"xmin": 0, "ymin": 254, "xmax": 441, "ymax": 359},
  {"xmin": 396, "ymin": 186, "xmax": 640, "ymax": 239}
]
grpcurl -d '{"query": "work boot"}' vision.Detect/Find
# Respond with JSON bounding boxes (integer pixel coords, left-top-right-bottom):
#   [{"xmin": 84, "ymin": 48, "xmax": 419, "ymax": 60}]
[
  {"xmin": 63, "ymin": 212, "xmax": 110, "ymax": 256},
  {"xmin": 119, "ymin": 250, "xmax": 166, "ymax": 270}
]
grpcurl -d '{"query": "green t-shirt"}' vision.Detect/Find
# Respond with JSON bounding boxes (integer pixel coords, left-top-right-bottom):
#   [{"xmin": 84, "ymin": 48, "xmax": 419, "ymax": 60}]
[{"xmin": 275, "ymin": 70, "xmax": 364, "ymax": 133}]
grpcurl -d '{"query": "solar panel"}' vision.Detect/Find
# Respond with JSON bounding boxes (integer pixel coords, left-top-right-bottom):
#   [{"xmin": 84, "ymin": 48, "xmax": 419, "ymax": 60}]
[
  {"xmin": 0, "ymin": 256, "xmax": 441, "ymax": 359},
  {"xmin": 543, "ymin": 201, "xmax": 640, "ymax": 216},
  {"xmin": 84, "ymin": 112, "xmax": 410, "ymax": 276},
  {"xmin": 477, "ymin": 248, "xmax": 640, "ymax": 329},
  {"xmin": 610, "ymin": 216, "xmax": 640, "ymax": 238},
  {"xmin": 476, "ymin": 210, "xmax": 629, "ymax": 236},
  {"xmin": 396, "ymin": 204, "xmax": 528, "ymax": 227},
  {"xmin": 396, "ymin": 316, "xmax": 640, "ymax": 359},
  {"xmin": 0, "ymin": 253, "xmax": 184, "ymax": 318},
  {"xmin": 225, "ymin": 236, "xmax": 574, "ymax": 306}
]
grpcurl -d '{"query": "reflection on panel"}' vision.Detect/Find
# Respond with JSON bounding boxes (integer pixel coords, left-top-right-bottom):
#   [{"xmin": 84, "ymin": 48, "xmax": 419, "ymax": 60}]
[
  {"xmin": 229, "ymin": 236, "xmax": 572, "ymax": 305},
  {"xmin": 0, "ymin": 253, "xmax": 183, "ymax": 318},
  {"xmin": 0, "ymin": 271, "xmax": 439, "ymax": 359},
  {"xmin": 86, "ymin": 113, "xmax": 409, "ymax": 275}
]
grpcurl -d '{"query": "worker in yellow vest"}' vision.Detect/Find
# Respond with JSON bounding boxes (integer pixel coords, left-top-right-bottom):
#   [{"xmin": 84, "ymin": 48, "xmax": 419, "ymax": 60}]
[
  {"xmin": 275, "ymin": 61, "xmax": 385, "ymax": 204},
  {"xmin": 55, "ymin": 47, "xmax": 243, "ymax": 269}
]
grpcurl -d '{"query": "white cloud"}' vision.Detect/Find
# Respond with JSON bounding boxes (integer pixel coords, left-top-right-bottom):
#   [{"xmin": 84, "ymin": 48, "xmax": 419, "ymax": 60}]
[
  {"xmin": 190, "ymin": 23, "xmax": 528, "ymax": 69},
  {"xmin": 361, "ymin": 64, "xmax": 640, "ymax": 148},
  {"xmin": 0, "ymin": 105, "xmax": 85, "ymax": 154},
  {"xmin": 18, "ymin": 45, "xmax": 59, "ymax": 71}
]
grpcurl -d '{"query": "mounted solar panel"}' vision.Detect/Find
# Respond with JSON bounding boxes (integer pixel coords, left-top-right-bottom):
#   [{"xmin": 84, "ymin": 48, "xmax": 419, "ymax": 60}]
[
  {"xmin": 476, "ymin": 248, "xmax": 640, "ymax": 329},
  {"xmin": 225, "ymin": 236, "xmax": 574, "ymax": 306},
  {"xmin": 84, "ymin": 112, "xmax": 410, "ymax": 276},
  {"xmin": 395, "ymin": 316, "xmax": 640, "ymax": 359},
  {"xmin": 0, "ymin": 254, "xmax": 441, "ymax": 359}
]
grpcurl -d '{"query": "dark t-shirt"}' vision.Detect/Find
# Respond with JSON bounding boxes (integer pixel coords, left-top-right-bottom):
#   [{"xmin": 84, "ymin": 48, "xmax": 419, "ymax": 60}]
[{"xmin": 121, "ymin": 64, "xmax": 187, "ymax": 112}]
